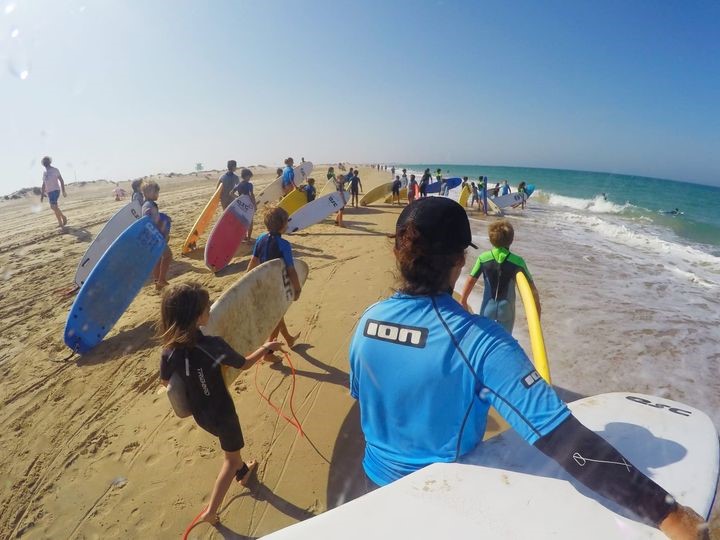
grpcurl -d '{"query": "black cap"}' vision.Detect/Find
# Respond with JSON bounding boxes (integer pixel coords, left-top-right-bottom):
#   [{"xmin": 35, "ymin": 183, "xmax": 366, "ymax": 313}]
[{"xmin": 396, "ymin": 197, "xmax": 477, "ymax": 253}]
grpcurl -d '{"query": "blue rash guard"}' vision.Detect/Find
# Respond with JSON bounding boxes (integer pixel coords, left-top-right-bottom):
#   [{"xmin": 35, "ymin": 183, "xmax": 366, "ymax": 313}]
[
  {"xmin": 252, "ymin": 232, "xmax": 294, "ymax": 268},
  {"xmin": 349, "ymin": 292, "xmax": 569, "ymax": 487},
  {"xmin": 281, "ymin": 166, "xmax": 295, "ymax": 189}
]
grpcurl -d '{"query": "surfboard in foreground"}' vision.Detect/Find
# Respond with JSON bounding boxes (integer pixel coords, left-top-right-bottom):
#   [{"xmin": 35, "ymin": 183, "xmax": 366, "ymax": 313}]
[
  {"xmin": 278, "ymin": 188, "xmax": 311, "ymax": 215},
  {"xmin": 73, "ymin": 200, "xmax": 142, "ymax": 288},
  {"xmin": 182, "ymin": 184, "xmax": 222, "ymax": 254},
  {"xmin": 201, "ymin": 258, "xmax": 309, "ymax": 386},
  {"xmin": 286, "ymin": 191, "xmax": 350, "ymax": 233},
  {"xmin": 263, "ymin": 392, "xmax": 719, "ymax": 539},
  {"xmin": 204, "ymin": 194, "xmax": 255, "ymax": 273},
  {"xmin": 64, "ymin": 216, "xmax": 166, "ymax": 354}
]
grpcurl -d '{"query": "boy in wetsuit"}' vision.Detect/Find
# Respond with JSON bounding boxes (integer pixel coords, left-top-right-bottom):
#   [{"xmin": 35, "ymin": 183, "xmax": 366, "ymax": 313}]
[
  {"xmin": 217, "ymin": 160, "xmax": 239, "ymax": 210},
  {"xmin": 159, "ymin": 282, "xmax": 284, "ymax": 526},
  {"xmin": 141, "ymin": 180, "xmax": 173, "ymax": 290},
  {"xmin": 233, "ymin": 168, "xmax": 256, "ymax": 242},
  {"xmin": 246, "ymin": 207, "xmax": 303, "ymax": 355},
  {"xmin": 348, "ymin": 171, "xmax": 363, "ymax": 207},
  {"xmin": 300, "ymin": 177, "xmax": 316, "ymax": 203},
  {"xmin": 391, "ymin": 175, "xmax": 402, "ymax": 205},
  {"xmin": 459, "ymin": 219, "xmax": 540, "ymax": 334}
]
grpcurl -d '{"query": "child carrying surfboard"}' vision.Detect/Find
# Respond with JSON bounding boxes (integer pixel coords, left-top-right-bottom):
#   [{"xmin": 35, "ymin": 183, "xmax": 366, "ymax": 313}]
[
  {"xmin": 141, "ymin": 180, "xmax": 173, "ymax": 290},
  {"xmin": 158, "ymin": 282, "xmax": 285, "ymax": 526},
  {"xmin": 459, "ymin": 219, "xmax": 540, "ymax": 335},
  {"xmin": 247, "ymin": 207, "xmax": 303, "ymax": 355}
]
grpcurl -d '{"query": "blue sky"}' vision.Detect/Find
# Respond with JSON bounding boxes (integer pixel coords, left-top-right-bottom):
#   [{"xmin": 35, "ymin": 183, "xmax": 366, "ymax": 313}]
[{"xmin": 1, "ymin": 0, "xmax": 718, "ymax": 193}]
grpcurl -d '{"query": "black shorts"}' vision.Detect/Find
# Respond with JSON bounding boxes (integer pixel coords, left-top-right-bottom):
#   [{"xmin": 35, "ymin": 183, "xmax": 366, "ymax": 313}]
[
  {"xmin": 198, "ymin": 413, "xmax": 244, "ymax": 452},
  {"xmin": 351, "ymin": 187, "xmax": 359, "ymax": 195},
  {"xmin": 392, "ymin": 188, "xmax": 400, "ymax": 195}
]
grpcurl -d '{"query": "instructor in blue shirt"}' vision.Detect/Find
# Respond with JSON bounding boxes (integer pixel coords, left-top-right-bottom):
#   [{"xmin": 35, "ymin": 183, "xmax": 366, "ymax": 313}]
[{"xmin": 348, "ymin": 197, "xmax": 704, "ymax": 539}]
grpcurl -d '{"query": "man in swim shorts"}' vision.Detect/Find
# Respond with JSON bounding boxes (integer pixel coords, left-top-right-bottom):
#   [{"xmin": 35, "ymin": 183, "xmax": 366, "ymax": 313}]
[
  {"xmin": 40, "ymin": 156, "xmax": 68, "ymax": 228},
  {"xmin": 217, "ymin": 160, "xmax": 239, "ymax": 210}
]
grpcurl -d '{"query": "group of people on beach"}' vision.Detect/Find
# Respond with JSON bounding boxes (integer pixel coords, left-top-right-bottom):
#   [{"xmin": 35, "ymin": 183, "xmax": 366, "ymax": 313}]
[
  {"xmin": 153, "ymin": 165, "xmax": 704, "ymax": 538},
  {"xmin": 38, "ymin": 156, "xmax": 705, "ymax": 537}
]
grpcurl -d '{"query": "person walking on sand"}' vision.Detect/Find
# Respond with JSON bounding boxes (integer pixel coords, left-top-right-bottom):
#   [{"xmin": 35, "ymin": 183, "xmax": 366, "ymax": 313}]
[
  {"xmin": 247, "ymin": 207, "xmax": 303, "ymax": 353},
  {"xmin": 40, "ymin": 156, "xmax": 68, "ymax": 228},
  {"xmin": 131, "ymin": 179, "xmax": 144, "ymax": 206},
  {"xmin": 232, "ymin": 168, "xmax": 257, "ymax": 242},
  {"xmin": 348, "ymin": 197, "xmax": 706, "ymax": 540},
  {"xmin": 281, "ymin": 157, "xmax": 297, "ymax": 196},
  {"xmin": 459, "ymin": 219, "xmax": 540, "ymax": 334},
  {"xmin": 159, "ymin": 282, "xmax": 286, "ymax": 526},
  {"xmin": 407, "ymin": 175, "xmax": 419, "ymax": 204},
  {"xmin": 348, "ymin": 170, "xmax": 363, "ymax": 207},
  {"xmin": 501, "ymin": 180, "xmax": 511, "ymax": 196},
  {"xmin": 470, "ymin": 182, "xmax": 479, "ymax": 208},
  {"xmin": 400, "ymin": 168, "xmax": 408, "ymax": 188},
  {"xmin": 419, "ymin": 168, "xmax": 431, "ymax": 198},
  {"xmin": 333, "ymin": 174, "xmax": 349, "ymax": 227},
  {"xmin": 142, "ymin": 180, "xmax": 173, "ymax": 289},
  {"xmin": 217, "ymin": 160, "xmax": 239, "ymax": 210},
  {"xmin": 391, "ymin": 175, "xmax": 402, "ymax": 206}
]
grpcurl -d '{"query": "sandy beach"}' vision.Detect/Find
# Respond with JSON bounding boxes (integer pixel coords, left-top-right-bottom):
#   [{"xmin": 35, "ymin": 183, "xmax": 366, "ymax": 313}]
[{"xmin": 0, "ymin": 165, "xmax": 717, "ymax": 539}]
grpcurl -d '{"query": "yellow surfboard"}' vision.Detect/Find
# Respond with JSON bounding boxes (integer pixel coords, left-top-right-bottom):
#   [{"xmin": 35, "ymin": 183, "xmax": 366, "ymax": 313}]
[
  {"xmin": 182, "ymin": 184, "xmax": 222, "ymax": 254},
  {"xmin": 278, "ymin": 188, "xmax": 309, "ymax": 216},
  {"xmin": 458, "ymin": 184, "xmax": 471, "ymax": 207},
  {"xmin": 515, "ymin": 271, "xmax": 551, "ymax": 383},
  {"xmin": 360, "ymin": 182, "xmax": 393, "ymax": 206}
]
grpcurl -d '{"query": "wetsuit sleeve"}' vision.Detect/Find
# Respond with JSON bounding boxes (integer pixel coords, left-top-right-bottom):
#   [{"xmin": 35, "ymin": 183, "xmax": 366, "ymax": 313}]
[
  {"xmin": 534, "ymin": 415, "xmax": 677, "ymax": 525},
  {"xmin": 469, "ymin": 257, "xmax": 483, "ymax": 279},
  {"xmin": 477, "ymin": 329, "xmax": 570, "ymax": 444},
  {"xmin": 279, "ymin": 239, "xmax": 295, "ymax": 268},
  {"xmin": 252, "ymin": 235, "xmax": 264, "ymax": 259},
  {"xmin": 205, "ymin": 337, "xmax": 246, "ymax": 369}
]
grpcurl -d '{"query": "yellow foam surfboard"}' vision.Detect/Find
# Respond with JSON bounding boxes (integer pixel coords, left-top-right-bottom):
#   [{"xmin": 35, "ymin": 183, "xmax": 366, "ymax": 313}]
[
  {"xmin": 360, "ymin": 182, "xmax": 393, "ymax": 206},
  {"xmin": 458, "ymin": 184, "xmax": 471, "ymax": 207},
  {"xmin": 182, "ymin": 184, "xmax": 222, "ymax": 254},
  {"xmin": 515, "ymin": 271, "xmax": 551, "ymax": 383},
  {"xmin": 278, "ymin": 188, "xmax": 309, "ymax": 216}
]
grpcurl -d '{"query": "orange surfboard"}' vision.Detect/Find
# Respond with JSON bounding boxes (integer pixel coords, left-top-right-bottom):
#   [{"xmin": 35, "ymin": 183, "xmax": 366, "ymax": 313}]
[{"xmin": 182, "ymin": 184, "xmax": 222, "ymax": 254}]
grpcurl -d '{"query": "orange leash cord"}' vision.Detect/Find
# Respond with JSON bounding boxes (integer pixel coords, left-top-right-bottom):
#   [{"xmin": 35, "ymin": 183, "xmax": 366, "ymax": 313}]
[
  {"xmin": 182, "ymin": 506, "xmax": 206, "ymax": 539},
  {"xmin": 254, "ymin": 352, "xmax": 304, "ymax": 437}
]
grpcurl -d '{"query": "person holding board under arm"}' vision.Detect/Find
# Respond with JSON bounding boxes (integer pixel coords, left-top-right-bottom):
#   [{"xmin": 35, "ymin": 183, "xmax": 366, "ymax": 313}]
[{"xmin": 349, "ymin": 197, "xmax": 707, "ymax": 540}]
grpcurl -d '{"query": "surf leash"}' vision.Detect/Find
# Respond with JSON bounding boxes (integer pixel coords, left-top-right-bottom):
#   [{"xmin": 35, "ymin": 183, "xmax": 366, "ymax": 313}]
[
  {"xmin": 254, "ymin": 352, "xmax": 304, "ymax": 437},
  {"xmin": 53, "ymin": 343, "xmax": 80, "ymax": 363},
  {"xmin": 182, "ymin": 506, "xmax": 207, "ymax": 540}
]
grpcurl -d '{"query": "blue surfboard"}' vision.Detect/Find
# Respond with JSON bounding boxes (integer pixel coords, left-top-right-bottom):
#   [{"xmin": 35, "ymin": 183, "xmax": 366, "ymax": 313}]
[
  {"xmin": 64, "ymin": 216, "xmax": 166, "ymax": 354},
  {"xmin": 426, "ymin": 177, "xmax": 462, "ymax": 194},
  {"xmin": 525, "ymin": 184, "xmax": 535, "ymax": 197}
]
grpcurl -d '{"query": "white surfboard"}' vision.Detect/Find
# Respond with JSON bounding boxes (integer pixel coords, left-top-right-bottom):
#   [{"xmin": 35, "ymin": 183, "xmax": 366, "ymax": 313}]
[
  {"xmin": 73, "ymin": 200, "xmax": 142, "ymax": 287},
  {"xmin": 491, "ymin": 191, "xmax": 527, "ymax": 209},
  {"xmin": 286, "ymin": 191, "xmax": 350, "ymax": 234},
  {"xmin": 257, "ymin": 162, "xmax": 314, "ymax": 207},
  {"xmin": 263, "ymin": 392, "xmax": 719, "ymax": 539},
  {"xmin": 201, "ymin": 258, "xmax": 309, "ymax": 386}
]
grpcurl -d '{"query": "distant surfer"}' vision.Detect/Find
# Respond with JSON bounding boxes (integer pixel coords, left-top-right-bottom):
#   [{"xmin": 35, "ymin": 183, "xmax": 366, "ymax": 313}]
[
  {"xmin": 333, "ymin": 174, "xmax": 348, "ymax": 227},
  {"xmin": 661, "ymin": 208, "xmax": 682, "ymax": 216},
  {"xmin": 419, "ymin": 168, "xmax": 432, "ymax": 198},
  {"xmin": 407, "ymin": 175, "xmax": 418, "ymax": 204},
  {"xmin": 490, "ymin": 183, "xmax": 500, "ymax": 197},
  {"xmin": 400, "ymin": 168, "xmax": 408, "ymax": 188},
  {"xmin": 460, "ymin": 220, "xmax": 540, "ymax": 334},
  {"xmin": 141, "ymin": 180, "xmax": 173, "ymax": 289},
  {"xmin": 281, "ymin": 157, "xmax": 296, "ymax": 196},
  {"xmin": 131, "ymin": 179, "xmax": 144, "ymax": 206},
  {"xmin": 217, "ymin": 160, "xmax": 239, "ymax": 210},
  {"xmin": 516, "ymin": 181, "xmax": 528, "ymax": 209},
  {"xmin": 158, "ymin": 282, "xmax": 285, "ymax": 526},
  {"xmin": 391, "ymin": 176, "xmax": 402, "ymax": 206},
  {"xmin": 233, "ymin": 168, "xmax": 256, "ymax": 242},
  {"xmin": 40, "ymin": 156, "xmax": 68, "ymax": 228},
  {"xmin": 348, "ymin": 197, "xmax": 706, "ymax": 538},
  {"xmin": 601, "ymin": 192, "xmax": 607, "ymax": 201},
  {"xmin": 470, "ymin": 182, "xmax": 480, "ymax": 208},
  {"xmin": 348, "ymin": 169, "xmax": 363, "ymax": 207},
  {"xmin": 500, "ymin": 180, "xmax": 511, "ymax": 196},
  {"xmin": 247, "ymin": 207, "xmax": 302, "ymax": 351}
]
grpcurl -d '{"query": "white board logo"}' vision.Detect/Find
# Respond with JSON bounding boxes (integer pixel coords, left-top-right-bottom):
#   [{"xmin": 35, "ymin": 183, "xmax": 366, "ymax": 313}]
[
  {"xmin": 625, "ymin": 396, "xmax": 691, "ymax": 417},
  {"xmin": 363, "ymin": 319, "xmax": 428, "ymax": 348}
]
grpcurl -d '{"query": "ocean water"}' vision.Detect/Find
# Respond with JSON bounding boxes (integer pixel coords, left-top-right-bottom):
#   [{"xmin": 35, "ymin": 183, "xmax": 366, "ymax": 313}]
[{"xmin": 396, "ymin": 164, "xmax": 720, "ymax": 428}]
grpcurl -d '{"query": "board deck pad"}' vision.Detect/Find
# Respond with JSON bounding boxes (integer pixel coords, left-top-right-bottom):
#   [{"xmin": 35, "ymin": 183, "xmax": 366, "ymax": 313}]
[
  {"xmin": 182, "ymin": 184, "xmax": 222, "ymax": 254},
  {"xmin": 287, "ymin": 191, "xmax": 350, "ymax": 233},
  {"xmin": 263, "ymin": 392, "xmax": 719, "ymax": 539},
  {"xmin": 204, "ymin": 194, "xmax": 255, "ymax": 272},
  {"xmin": 64, "ymin": 216, "xmax": 166, "ymax": 354},
  {"xmin": 73, "ymin": 200, "xmax": 142, "ymax": 287},
  {"xmin": 278, "ymin": 188, "xmax": 310, "ymax": 216},
  {"xmin": 202, "ymin": 258, "xmax": 309, "ymax": 385}
]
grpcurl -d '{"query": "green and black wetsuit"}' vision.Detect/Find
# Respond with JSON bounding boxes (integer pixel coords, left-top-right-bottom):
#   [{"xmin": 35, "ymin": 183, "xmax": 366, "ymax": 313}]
[{"xmin": 470, "ymin": 247, "xmax": 532, "ymax": 334}]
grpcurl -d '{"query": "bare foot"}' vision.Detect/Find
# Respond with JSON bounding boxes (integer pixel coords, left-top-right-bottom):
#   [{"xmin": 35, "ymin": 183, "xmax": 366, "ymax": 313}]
[
  {"xmin": 62, "ymin": 216, "xmax": 68, "ymax": 226},
  {"xmin": 238, "ymin": 460, "xmax": 258, "ymax": 486},
  {"xmin": 155, "ymin": 280, "xmax": 170, "ymax": 290},
  {"xmin": 264, "ymin": 353, "xmax": 283, "ymax": 363}
]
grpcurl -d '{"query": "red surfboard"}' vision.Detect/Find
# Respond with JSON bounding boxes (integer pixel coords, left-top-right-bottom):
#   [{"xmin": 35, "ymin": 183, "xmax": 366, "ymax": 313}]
[{"xmin": 204, "ymin": 194, "xmax": 255, "ymax": 272}]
